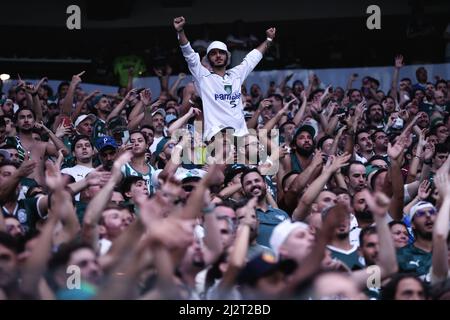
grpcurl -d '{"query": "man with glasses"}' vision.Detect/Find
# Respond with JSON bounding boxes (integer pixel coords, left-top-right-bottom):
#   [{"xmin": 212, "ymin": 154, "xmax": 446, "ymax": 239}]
[
  {"xmin": 371, "ymin": 129, "xmax": 388, "ymax": 158},
  {"xmin": 397, "ymin": 201, "xmax": 436, "ymax": 279}
]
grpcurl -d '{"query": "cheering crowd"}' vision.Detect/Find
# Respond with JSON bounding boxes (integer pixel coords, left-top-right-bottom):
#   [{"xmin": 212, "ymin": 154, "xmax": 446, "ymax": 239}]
[{"xmin": 0, "ymin": 17, "xmax": 450, "ymax": 300}]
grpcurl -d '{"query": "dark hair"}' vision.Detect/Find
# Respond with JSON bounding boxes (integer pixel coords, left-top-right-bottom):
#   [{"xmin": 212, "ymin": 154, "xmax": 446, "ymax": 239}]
[
  {"xmin": 281, "ymin": 171, "xmax": 299, "ymax": 190},
  {"xmin": 331, "ymin": 187, "xmax": 350, "ymax": 196},
  {"xmin": 365, "ymin": 102, "xmax": 384, "ymax": 120},
  {"xmin": 370, "ymin": 128, "xmax": 387, "ymax": 141},
  {"xmin": 359, "ymin": 226, "xmax": 377, "ymax": 247},
  {"xmin": 140, "ymin": 125, "xmax": 155, "ymax": 133},
  {"xmin": 71, "ymin": 135, "xmax": 93, "ymax": 152},
  {"xmin": 430, "ymin": 123, "xmax": 446, "ymax": 136},
  {"xmin": 388, "ymin": 220, "xmax": 409, "ymax": 234},
  {"xmin": 57, "ymin": 81, "xmax": 70, "ymax": 95},
  {"xmin": 120, "ymin": 176, "xmax": 146, "ymax": 198},
  {"xmin": 317, "ymin": 135, "xmax": 333, "ymax": 150},
  {"xmin": 368, "ymin": 155, "xmax": 388, "ymax": 165},
  {"xmin": 279, "ymin": 121, "xmax": 296, "ymax": 134},
  {"xmin": 434, "ymin": 143, "xmax": 449, "ymax": 157},
  {"xmin": 215, "ymin": 199, "xmax": 238, "ymax": 211},
  {"xmin": 129, "ymin": 129, "xmax": 148, "ymax": 144},
  {"xmin": 342, "ymin": 160, "xmax": 364, "ymax": 177},
  {"xmin": 0, "ymin": 160, "xmax": 20, "ymax": 169},
  {"xmin": 0, "ymin": 231, "xmax": 20, "ymax": 254},
  {"xmin": 240, "ymin": 167, "xmax": 263, "ymax": 186},
  {"xmin": 369, "ymin": 168, "xmax": 388, "ymax": 190},
  {"xmin": 48, "ymin": 241, "xmax": 94, "ymax": 272},
  {"xmin": 355, "ymin": 129, "xmax": 370, "ymax": 144},
  {"xmin": 267, "ymin": 94, "xmax": 283, "ymax": 102},
  {"xmin": 14, "ymin": 107, "xmax": 36, "ymax": 123},
  {"xmin": 347, "ymin": 88, "xmax": 361, "ymax": 97},
  {"xmin": 381, "ymin": 274, "xmax": 427, "ymax": 300}
]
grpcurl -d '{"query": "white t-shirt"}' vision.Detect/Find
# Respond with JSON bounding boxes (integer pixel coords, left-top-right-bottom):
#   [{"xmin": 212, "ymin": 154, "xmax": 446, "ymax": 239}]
[
  {"xmin": 181, "ymin": 42, "xmax": 263, "ymax": 140},
  {"xmin": 61, "ymin": 164, "xmax": 94, "ymax": 201}
]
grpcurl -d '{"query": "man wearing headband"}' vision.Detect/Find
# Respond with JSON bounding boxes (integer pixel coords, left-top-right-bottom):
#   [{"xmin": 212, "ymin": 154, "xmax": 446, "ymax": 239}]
[{"xmin": 397, "ymin": 201, "xmax": 436, "ymax": 279}]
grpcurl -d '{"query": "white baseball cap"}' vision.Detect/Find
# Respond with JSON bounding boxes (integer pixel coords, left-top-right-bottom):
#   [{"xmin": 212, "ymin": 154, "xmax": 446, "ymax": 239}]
[
  {"xmin": 74, "ymin": 114, "xmax": 97, "ymax": 128},
  {"xmin": 269, "ymin": 220, "xmax": 309, "ymax": 258}
]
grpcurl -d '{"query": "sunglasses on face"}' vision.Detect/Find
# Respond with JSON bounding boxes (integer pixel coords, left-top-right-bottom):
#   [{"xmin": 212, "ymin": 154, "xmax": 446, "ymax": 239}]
[{"xmin": 415, "ymin": 208, "xmax": 436, "ymax": 218}]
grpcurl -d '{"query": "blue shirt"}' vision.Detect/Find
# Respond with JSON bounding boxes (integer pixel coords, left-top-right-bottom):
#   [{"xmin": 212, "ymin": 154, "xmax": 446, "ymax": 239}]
[{"xmin": 256, "ymin": 206, "xmax": 289, "ymax": 247}]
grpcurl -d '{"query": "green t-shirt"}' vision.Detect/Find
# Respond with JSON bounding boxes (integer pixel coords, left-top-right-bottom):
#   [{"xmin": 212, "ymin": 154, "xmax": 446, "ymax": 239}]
[
  {"xmin": 396, "ymin": 243, "xmax": 432, "ymax": 277},
  {"xmin": 1, "ymin": 197, "xmax": 45, "ymax": 234},
  {"xmin": 327, "ymin": 244, "xmax": 364, "ymax": 270},
  {"xmin": 92, "ymin": 119, "xmax": 107, "ymax": 142}
]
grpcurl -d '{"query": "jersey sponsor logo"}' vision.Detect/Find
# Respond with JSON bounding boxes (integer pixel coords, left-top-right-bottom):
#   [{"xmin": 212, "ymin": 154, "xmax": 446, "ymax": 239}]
[
  {"xmin": 224, "ymin": 85, "xmax": 232, "ymax": 95},
  {"xmin": 408, "ymin": 260, "xmax": 420, "ymax": 267},
  {"xmin": 17, "ymin": 209, "xmax": 27, "ymax": 223},
  {"xmin": 214, "ymin": 92, "xmax": 241, "ymax": 101}
]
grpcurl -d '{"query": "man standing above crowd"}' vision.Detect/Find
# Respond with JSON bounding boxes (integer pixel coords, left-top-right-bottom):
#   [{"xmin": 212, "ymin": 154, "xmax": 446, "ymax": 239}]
[{"xmin": 173, "ymin": 16, "xmax": 276, "ymax": 141}]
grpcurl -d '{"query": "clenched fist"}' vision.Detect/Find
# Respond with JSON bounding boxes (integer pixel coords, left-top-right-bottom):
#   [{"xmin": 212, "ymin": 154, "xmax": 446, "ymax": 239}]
[{"xmin": 173, "ymin": 16, "xmax": 186, "ymax": 32}]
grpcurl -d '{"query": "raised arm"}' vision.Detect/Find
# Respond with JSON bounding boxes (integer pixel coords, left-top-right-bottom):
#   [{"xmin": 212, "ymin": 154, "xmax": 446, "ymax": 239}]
[
  {"xmin": 168, "ymin": 107, "xmax": 200, "ymax": 136},
  {"xmin": 255, "ymin": 28, "xmax": 276, "ymax": 55},
  {"xmin": 61, "ymin": 71, "xmax": 84, "ymax": 117},
  {"xmin": 218, "ymin": 198, "xmax": 256, "ymax": 296},
  {"xmin": 431, "ymin": 172, "xmax": 450, "ymax": 284},
  {"xmin": 0, "ymin": 160, "xmax": 36, "ymax": 203},
  {"xmin": 169, "ymin": 73, "xmax": 186, "ymax": 99},
  {"xmin": 82, "ymin": 152, "xmax": 132, "ymax": 249},
  {"xmin": 72, "ymin": 90, "xmax": 100, "ymax": 121},
  {"xmin": 386, "ymin": 136, "xmax": 407, "ymax": 220},
  {"xmin": 292, "ymin": 153, "xmax": 351, "ymax": 221},
  {"xmin": 352, "ymin": 191, "xmax": 398, "ymax": 288},
  {"xmin": 173, "ymin": 16, "xmax": 189, "ymax": 46},
  {"xmin": 390, "ymin": 55, "xmax": 404, "ymax": 101},
  {"xmin": 106, "ymin": 89, "xmax": 137, "ymax": 122}
]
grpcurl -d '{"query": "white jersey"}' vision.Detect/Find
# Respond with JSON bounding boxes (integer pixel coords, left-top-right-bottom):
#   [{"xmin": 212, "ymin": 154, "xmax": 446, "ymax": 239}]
[{"xmin": 180, "ymin": 42, "xmax": 263, "ymax": 140}]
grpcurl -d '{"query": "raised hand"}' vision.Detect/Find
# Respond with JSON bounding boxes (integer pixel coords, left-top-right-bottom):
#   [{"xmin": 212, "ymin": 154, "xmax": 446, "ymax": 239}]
[
  {"xmin": 55, "ymin": 150, "xmax": 65, "ymax": 169},
  {"xmin": 111, "ymin": 151, "xmax": 133, "ymax": 181},
  {"xmin": 153, "ymin": 67, "xmax": 164, "ymax": 78},
  {"xmin": 188, "ymin": 107, "xmax": 202, "ymax": 118},
  {"xmin": 86, "ymin": 169, "xmax": 112, "ymax": 187},
  {"xmin": 125, "ymin": 88, "xmax": 138, "ymax": 102},
  {"xmin": 139, "ymin": 89, "xmax": 152, "ymax": 106},
  {"xmin": 203, "ymin": 163, "xmax": 225, "ymax": 187},
  {"xmin": 237, "ymin": 197, "xmax": 258, "ymax": 226},
  {"xmin": 394, "ymin": 55, "xmax": 404, "ymax": 69},
  {"xmin": 17, "ymin": 159, "xmax": 37, "ymax": 178},
  {"xmin": 418, "ymin": 180, "xmax": 432, "ymax": 200},
  {"xmin": 45, "ymin": 160, "xmax": 66, "ymax": 191},
  {"xmin": 330, "ymin": 152, "xmax": 352, "ymax": 172},
  {"xmin": 258, "ymin": 98, "xmax": 272, "ymax": 110},
  {"xmin": 173, "ymin": 16, "xmax": 186, "ymax": 32},
  {"xmin": 71, "ymin": 71, "xmax": 85, "ymax": 86},
  {"xmin": 361, "ymin": 190, "xmax": 390, "ymax": 218},
  {"xmin": 266, "ymin": 27, "xmax": 276, "ymax": 40},
  {"xmin": 423, "ymin": 142, "xmax": 435, "ymax": 162},
  {"xmin": 388, "ymin": 136, "xmax": 407, "ymax": 161},
  {"xmin": 434, "ymin": 172, "xmax": 450, "ymax": 198},
  {"xmin": 54, "ymin": 122, "xmax": 72, "ymax": 138}
]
